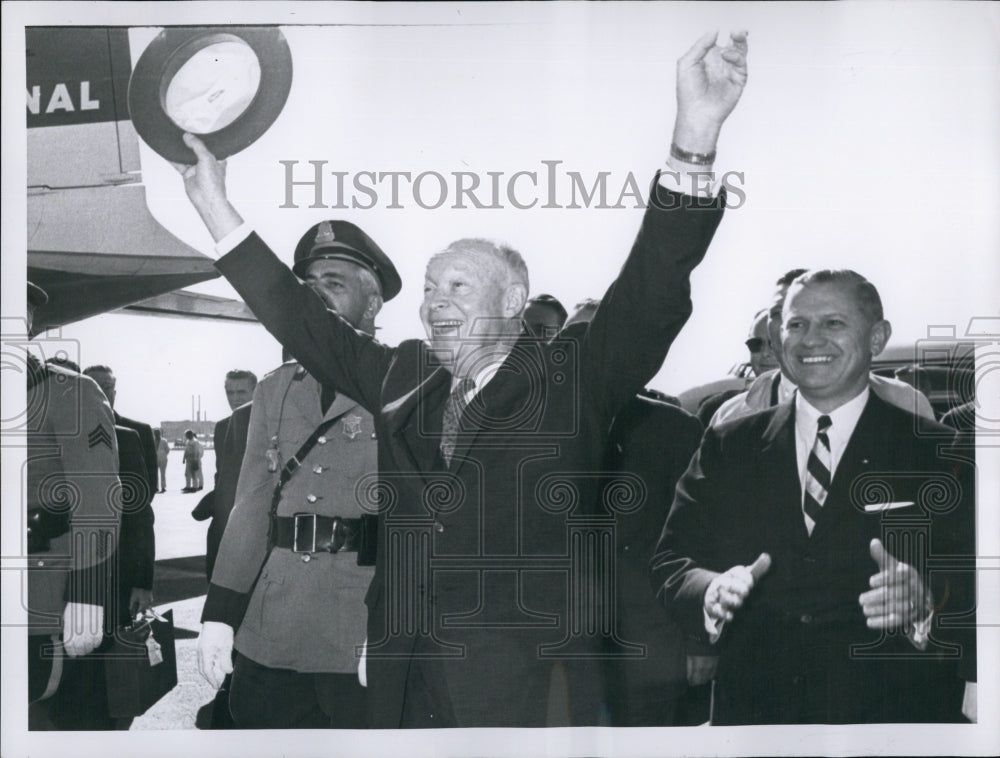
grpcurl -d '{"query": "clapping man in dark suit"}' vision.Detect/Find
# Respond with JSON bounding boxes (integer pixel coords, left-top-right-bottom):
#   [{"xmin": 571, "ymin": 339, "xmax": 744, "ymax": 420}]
[
  {"xmin": 176, "ymin": 31, "xmax": 747, "ymax": 727},
  {"xmin": 652, "ymin": 270, "xmax": 976, "ymax": 724}
]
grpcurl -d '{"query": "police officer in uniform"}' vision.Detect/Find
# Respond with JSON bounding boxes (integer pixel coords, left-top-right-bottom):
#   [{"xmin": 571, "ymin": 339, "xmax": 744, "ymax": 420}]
[
  {"xmin": 197, "ymin": 221, "xmax": 400, "ymax": 728},
  {"xmin": 25, "ymin": 282, "xmax": 122, "ymax": 729}
]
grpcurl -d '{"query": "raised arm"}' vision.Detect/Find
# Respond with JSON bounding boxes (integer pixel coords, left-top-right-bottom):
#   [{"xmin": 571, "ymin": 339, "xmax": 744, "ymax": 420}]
[
  {"xmin": 581, "ymin": 31, "xmax": 748, "ymax": 419},
  {"xmin": 173, "ymin": 134, "xmax": 393, "ymax": 412}
]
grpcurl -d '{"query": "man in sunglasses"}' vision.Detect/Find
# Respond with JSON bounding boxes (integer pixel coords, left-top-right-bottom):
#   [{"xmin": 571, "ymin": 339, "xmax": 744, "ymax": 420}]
[{"xmin": 744, "ymin": 308, "xmax": 779, "ymax": 378}]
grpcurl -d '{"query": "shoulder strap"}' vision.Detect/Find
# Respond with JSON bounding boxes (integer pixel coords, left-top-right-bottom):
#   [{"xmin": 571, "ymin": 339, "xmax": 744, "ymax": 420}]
[{"xmin": 264, "ymin": 409, "xmax": 352, "ymax": 550}]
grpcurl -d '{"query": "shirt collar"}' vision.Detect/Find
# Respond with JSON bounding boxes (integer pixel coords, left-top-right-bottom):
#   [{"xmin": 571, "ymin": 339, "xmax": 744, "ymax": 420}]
[
  {"xmin": 451, "ymin": 349, "xmax": 509, "ymax": 394},
  {"xmin": 795, "ymin": 386, "xmax": 870, "ymax": 438}
]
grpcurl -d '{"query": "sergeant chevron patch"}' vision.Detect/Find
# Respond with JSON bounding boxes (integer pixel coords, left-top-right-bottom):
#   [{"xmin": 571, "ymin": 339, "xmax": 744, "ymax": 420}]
[{"xmin": 88, "ymin": 423, "xmax": 113, "ymax": 449}]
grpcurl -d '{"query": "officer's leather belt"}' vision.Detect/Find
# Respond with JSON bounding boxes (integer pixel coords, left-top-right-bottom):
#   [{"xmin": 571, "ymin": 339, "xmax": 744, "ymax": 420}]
[{"xmin": 274, "ymin": 513, "xmax": 363, "ymax": 554}]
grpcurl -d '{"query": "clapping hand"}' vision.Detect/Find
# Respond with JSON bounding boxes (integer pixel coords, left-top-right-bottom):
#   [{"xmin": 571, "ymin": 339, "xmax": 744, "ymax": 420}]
[
  {"xmin": 704, "ymin": 552, "xmax": 771, "ymax": 626},
  {"xmin": 859, "ymin": 538, "xmax": 932, "ymax": 631}
]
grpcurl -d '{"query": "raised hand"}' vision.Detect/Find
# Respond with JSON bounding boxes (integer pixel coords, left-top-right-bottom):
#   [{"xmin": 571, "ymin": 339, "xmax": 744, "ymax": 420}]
[
  {"xmin": 704, "ymin": 552, "xmax": 771, "ymax": 626},
  {"xmin": 859, "ymin": 538, "xmax": 932, "ymax": 630},
  {"xmin": 674, "ymin": 30, "xmax": 749, "ymax": 155},
  {"xmin": 171, "ymin": 133, "xmax": 244, "ymax": 242}
]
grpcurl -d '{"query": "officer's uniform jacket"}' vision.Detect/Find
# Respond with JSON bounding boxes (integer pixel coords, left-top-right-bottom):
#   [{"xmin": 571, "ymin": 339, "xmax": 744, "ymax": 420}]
[
  {"xmin": 26, "ymin": 356, "xmax": 120, "ymax": 635},
  {"xmin": 204, "ymin": 361, "xmax": 377, "ymax": 673}
]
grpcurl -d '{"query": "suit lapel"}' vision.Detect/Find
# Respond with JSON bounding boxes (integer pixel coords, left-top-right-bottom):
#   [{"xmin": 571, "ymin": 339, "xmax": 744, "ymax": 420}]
[
  {"xmin": 289, "ymin": 368, "xmax": 323, "ymax": 425},
  {"xmin": 323, "ymin": 392, "xmax": 359, "ymax": 423},
  {"xmin": 447, "ymin": 341, "xmax": 535, "ymax": 473},
  {"xmin": 759, "ymin": 403, "xmax": 812, "ymax": 547},
  {"xmin": 383, "ymin": 362, "xmax": 452, "ymax": 475}
]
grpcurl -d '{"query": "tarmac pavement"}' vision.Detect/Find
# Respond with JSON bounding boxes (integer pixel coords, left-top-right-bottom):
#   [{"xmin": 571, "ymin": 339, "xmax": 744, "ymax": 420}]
[{"xmin": 131, "ymin": 449, "xmax": 217, "ymax": 730}]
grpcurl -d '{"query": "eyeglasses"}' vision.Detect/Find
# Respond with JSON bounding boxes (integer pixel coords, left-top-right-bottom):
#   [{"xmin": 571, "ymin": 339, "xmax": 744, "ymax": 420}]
[{"xmin": 745, "ymin": 337, "xmax": 766, "ymax": 353}]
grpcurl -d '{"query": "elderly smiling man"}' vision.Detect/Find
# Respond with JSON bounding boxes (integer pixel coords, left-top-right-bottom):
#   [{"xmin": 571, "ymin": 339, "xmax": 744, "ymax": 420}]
[
  {"xmin": 652, "ymin": 270, "xmax": 976, "ymax": 725},
  {"xmin": 176, "ymin": 31, "xmax": 746, "ymax": 727}
]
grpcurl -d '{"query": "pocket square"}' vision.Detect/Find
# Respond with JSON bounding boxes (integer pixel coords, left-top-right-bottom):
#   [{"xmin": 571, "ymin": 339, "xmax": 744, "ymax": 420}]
[{"xmin": 863, "ymin": 501, "xmax": 915, "ymax": 513}]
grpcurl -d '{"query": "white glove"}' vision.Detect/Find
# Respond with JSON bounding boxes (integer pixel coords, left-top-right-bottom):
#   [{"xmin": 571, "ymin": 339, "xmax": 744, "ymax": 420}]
[
  {"xmin": 62, "ymin": 603, "xmax": 104, "ymax": 657},
  {"xmin": 358, "ymin": 638, "xmax": 367, "ymax": 688},
  {"xmin": 197, "ymin": 621, "xmax": 234, "ymax": 689}
]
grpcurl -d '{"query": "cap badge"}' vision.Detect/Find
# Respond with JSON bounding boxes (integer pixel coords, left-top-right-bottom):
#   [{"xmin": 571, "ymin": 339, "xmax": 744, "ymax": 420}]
[{"xmin": 315, "ymin": 221, "xmax": 336, "ymax": 246}]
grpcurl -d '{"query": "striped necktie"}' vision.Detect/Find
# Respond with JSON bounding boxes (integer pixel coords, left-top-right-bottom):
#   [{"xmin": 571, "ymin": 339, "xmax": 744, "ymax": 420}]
[
  {"xmin": 440, "ymin": 378, "xmax": 475, "ymax": 466},
  {"xmin": 803, "ymin": 414, "xmax": 832, "ymax": 531}
]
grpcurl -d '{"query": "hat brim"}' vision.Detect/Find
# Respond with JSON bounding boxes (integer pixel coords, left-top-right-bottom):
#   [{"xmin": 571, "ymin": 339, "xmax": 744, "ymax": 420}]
[
  {"xmin": 27, "ymin": 281, "xmax": 49, "ymax": 307},
  {"xmin": 293, "ymin": 245, "xmax": 402, "ymax": 302},
  {"xmin": 128, "ymin": 26, "xmax": 293, "ymax": 163}
]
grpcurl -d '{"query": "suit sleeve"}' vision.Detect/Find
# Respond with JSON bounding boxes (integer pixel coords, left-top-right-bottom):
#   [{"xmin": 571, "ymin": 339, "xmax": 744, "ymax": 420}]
[
  {"xmin": 939, "ymin": 435, "xmax": 977, "ymax": 683},
  {"xmin": 116, "ymin": 428, "xmax": 156, "ymax": 592},
  {"xmin": 202, "ymin": 383, "xmax": 272, "ymax": 627},
  {"xmin": 581, "ymin": 181, "xmax": 725, "ymax": 427},
  {"xmin": 135, "ymin": 422, "xmax": 159, "ymax": 500},
  {"xmin": 216, "ymin": 234, "xmax": 394, "ymax": 415},
  {"xmin": 213, "ymin": 417, "xmax": 229, "ymax": 487},
  {"xmin": 650, "ymin": 422, "xmax": 728, "ymax": 642}
]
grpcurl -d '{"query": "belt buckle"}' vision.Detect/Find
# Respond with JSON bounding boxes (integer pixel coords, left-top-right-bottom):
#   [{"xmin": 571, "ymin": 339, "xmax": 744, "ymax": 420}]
[
  {"xmin": 329, "ymin": 516, "xmax": 344, "ymax": 553},
  {"xmin": 292, "ymin": 512, "xmax": 317, "ymax": 553}
]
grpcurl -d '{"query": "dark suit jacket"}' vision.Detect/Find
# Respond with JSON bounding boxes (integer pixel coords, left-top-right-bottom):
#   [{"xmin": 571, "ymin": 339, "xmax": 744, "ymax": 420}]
[
  {"xmin": 115, "ymin": 412, "xmax": 158, "ymax": 502},
  {"xmin": 602, "ymin": 393, "xmax": 703, "ymax": 726},
  {"xmin": 203, "ymin": 404, "xmax": 252, "ymax": 580},
  {"xmin": 217, "ymin": 183, "xmax": 725, "ymax": 727},
  {"xmin": 113, "ymin": 425, "xmax": 155, "ymax": 624},
  {"xmin": 651, "ymin": 394, "xmax": 975, "ymax": 724}
]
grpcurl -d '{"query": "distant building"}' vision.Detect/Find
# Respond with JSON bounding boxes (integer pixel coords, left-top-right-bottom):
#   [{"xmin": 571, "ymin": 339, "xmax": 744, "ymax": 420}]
[{"xmin": 160, "ymin": 420, "xmax": 216, "ymax": 448}]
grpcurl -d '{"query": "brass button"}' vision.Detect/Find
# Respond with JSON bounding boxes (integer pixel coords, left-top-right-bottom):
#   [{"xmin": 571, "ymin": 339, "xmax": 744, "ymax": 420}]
[
  {"xmin": 317, "ymin": 436, "xmax": 328, "ymax": 445},
  {"xmin": 800, "ymin": 614, "xmax": 813, "ymax": 624},
  {"xmin": 301, "ymin": 553, "xmax": 312, "ymax": 563},
  {"xmin": 313, "ymin": 465, "xmax": 324, "ymax": 474},
  {"xmin": 434, "ymin": 522, "xmax": 445, "ymax": 533},
  {"xmin": 307, "ymin": 494, "xmax": 318, "ymax": 503}
]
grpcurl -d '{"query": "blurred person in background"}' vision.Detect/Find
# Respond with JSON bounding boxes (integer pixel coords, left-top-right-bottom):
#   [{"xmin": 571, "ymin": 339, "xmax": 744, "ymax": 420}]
[
  {"xmin": 182, "ymin": 430, "xmax": 204, "ymax": 492},
  {"xmin": 192, "ymin": 369, "xmax": 257, "ymax": 580},
  {"xmin": 154, "ymin": 428, "xmax": 170, "ymax": 493}
]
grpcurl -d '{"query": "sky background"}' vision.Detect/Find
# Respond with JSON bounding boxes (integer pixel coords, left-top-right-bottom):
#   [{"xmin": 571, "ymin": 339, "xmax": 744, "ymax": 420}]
[{"xmin": 10, "ymin": 1, "xmax": 999, "ymax": 426}]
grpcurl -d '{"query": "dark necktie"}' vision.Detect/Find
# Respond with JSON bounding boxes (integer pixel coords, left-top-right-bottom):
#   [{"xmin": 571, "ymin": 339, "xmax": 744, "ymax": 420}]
[
  {"xmin": 440, "ymin": 378, "xmax": 475, "ymax": 466},
  {"xmin": 802, "ymin": 414, "xmax": 832, "ymax": 531}
]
